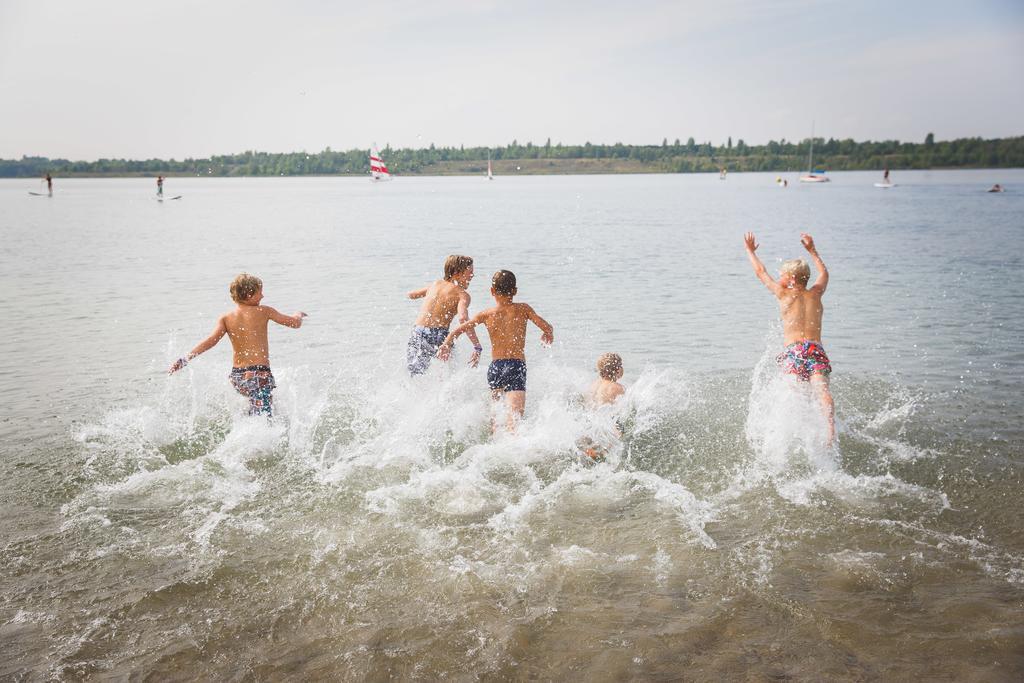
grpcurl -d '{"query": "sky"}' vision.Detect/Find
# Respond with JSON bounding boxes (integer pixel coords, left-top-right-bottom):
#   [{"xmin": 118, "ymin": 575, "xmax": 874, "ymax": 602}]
[{"xmin": 0, "ymin": 0, "xmax": 1022, "ymax": 160}]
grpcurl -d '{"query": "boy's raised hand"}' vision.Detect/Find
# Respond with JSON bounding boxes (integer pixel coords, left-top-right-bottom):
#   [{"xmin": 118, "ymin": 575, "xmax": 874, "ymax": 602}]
[
  {"xmin": 801, "ymin": 233, "xmax": 816, "ymax": 252},
  {"xmin": 744, "ymin": 232, "xmax": 759, "ymax": 252}
]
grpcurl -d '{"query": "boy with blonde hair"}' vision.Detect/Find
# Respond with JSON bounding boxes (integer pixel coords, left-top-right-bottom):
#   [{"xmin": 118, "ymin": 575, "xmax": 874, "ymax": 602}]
[
  {"xmin": 588, "ymin": 353, "xmax": 626, "ymax": 407},
  {"xmin": 744, "ymin": 232, "xmax": 835, "ymax": 443},
  {"xmin": 406, "ymin": 255, "xmax": 483, "ymax": 375},
  {"xmin": 168, "ymin": 273, "xmax": 306, "ymax": 417},
  {"xmin": 437, "ymin": 270, "xmax": 553, "ymax": 431}
]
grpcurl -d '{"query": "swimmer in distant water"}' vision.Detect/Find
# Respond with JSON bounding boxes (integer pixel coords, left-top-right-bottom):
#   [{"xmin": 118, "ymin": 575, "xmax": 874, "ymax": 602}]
[
  {"xmin": 167, "ymin": 273, "xmax": 306, "ymax": 417},
  {"xmin": 45, "ymin": 172, "xmax": 52, "ymax": 196},
  {"xmin": 157, "ymin": 175, "xmax": 164, "ymax": 197},
  {"xmin": 405, "ymin": 255, "xmax": 482, "ymax": 375},
  {"xmin": 437, "ymin": 269, "xmax": 553, "ymax": 432},
  {"xmin": 744, "ymin": 232, "xmax": 835, "ymax": 444},
  {"xmin": 988, "ymin": 184, "xmax": 1004, "ymax": 193}
]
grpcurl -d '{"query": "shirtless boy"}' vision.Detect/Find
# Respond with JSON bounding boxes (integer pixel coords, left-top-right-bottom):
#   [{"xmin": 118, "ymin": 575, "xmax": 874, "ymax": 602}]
[
  {"xmin": 406, "ymin": 255, "xmax": 483, "ymax": 375},
  {"xmin": 580, "ymin": 353, "xmax": 626, "ymax": 459},
  {"xmin": 168, "ymin": 273, "xmax": 306, "ymax": 417},
  {"xmin": 588, "ymin": 353, "xmax": 626, "ymax": 407},
  {"xmin": 744, "ymin": 232, "xmax": 835, "ymax": 443},
  {"xmin": 437, "ymin": 270, "xmax": 553, "ymax": 431}
]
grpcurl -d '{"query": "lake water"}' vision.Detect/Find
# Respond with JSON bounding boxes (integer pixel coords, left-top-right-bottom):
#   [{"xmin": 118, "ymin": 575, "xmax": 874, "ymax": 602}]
[{"xmin": 1, "ymin": 171, "xmax": 1022, "ymax": 679}]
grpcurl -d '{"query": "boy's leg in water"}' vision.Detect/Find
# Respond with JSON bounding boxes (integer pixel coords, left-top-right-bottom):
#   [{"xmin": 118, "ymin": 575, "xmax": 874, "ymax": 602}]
[
  {"xmin": 504, "ymin": 390, "xmax": 526, "ymax": 432},
  {"xmin": 490, "ymin": 389, "xmax": 504, "ymax": 433},
  {"xmin": 810, "ymin": 374, "xmax": 835, "ymax": 444}
]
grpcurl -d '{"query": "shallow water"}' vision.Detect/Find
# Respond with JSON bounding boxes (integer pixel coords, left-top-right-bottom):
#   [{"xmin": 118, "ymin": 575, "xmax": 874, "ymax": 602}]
[{"xmin": 1, "ymin": 171, "xmax": 1022, "ymax": 679}]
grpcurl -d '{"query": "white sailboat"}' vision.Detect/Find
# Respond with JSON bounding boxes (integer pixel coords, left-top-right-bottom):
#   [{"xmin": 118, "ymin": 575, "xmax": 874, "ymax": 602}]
[
  {"xmin": 370, "ymin": 145, "xmax": 391, "ymax": 181},
  {"xmin": 487, "ymin": 151, "xmax": 494, "ymax": 180},
  {"xmin": 799, "ymin": 123, "xmax": 830, "ymax": 183}
]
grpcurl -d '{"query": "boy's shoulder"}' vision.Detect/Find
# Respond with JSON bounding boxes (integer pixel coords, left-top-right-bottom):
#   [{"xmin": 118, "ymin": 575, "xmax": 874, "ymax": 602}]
[{"xmin": 512, "ymin": 301, "xmax": 535, "ymax": 313}]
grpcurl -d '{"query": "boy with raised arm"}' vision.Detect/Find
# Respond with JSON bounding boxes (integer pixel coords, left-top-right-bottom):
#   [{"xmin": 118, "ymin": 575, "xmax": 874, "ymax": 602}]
[
  {"xmin": 167, "ymin": 273, "xmax": 306, "ymax": 417},
  {"xmin": 744, "ymin": 232, "xmax": 835, "ymax": 443},
  {"xmin": 437, "ymin": 270, "xmax": 553, "ymax": 431},
  {"xmin": 406, "ymin": 255, "xmax": 483, "ymax": 375}
]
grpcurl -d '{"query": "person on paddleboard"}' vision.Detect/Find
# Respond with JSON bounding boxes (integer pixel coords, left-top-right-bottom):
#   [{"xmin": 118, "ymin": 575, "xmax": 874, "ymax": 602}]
[
  {"xmin": 157, "ymin": 175, "xmax": 164, "ymax": 197},
  {"xmin": 45, "ymin": 172, "xmax": 52, "ymax": 196}
]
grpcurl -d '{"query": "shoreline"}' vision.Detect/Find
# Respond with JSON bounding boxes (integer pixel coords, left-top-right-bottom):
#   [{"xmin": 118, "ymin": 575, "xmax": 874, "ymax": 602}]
[{"xmin": 3, "ymin": 164, "xmax": 1022, "ymax": 179}]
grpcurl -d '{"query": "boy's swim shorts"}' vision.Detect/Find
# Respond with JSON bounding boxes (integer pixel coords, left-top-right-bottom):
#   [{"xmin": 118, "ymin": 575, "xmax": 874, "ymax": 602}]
[
  {"xmin": 229, "ymin": 365, "xmax": 276, "ymax": 416},
  {"xmin": 777, "ymin": 340, "xmax": 831, "ymax": 381},
  {"xmin": 406, "ymin": 326, "xmax": 449, "ymax": 375},
  {"xmin": 487, "ymin": 359, "xmax": 527, "ymax": 392}
]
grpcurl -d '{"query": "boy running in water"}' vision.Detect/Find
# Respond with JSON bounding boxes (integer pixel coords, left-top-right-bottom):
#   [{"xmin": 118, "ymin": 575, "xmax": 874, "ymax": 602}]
[
  {"xmin": 744, "ymin": 232, "xmax": 835, "ymax": 443},
  {"xmin": 437, "ymin": 270, "xmax": 553, "ymax": 431},
  {"xmin": 580, "ymin": 353, "xmax": 626, "ymax": 459},
  {"xmin": 587, "ymin": 353, "xmax": 626, "ymax": 407},
  {"xmin": 406, "ymin": 255, "xmax": 482, "ymax": 375},
  {"xmin": 168, "ymin": 273, "xmax": 306, "ymax": 417}
]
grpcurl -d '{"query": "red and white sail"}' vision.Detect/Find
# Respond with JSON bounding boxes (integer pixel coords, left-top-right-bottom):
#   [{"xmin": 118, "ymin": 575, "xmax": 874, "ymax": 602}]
[{"xmin": 370, "ymin": 146, "xmax": 391, "ymax": 181}]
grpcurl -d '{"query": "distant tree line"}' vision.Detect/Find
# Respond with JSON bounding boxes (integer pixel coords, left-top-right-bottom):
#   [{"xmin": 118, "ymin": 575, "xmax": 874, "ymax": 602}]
[{"xmin": 2, "ymin": 134, "xmax": 1022, "ymax": 177}]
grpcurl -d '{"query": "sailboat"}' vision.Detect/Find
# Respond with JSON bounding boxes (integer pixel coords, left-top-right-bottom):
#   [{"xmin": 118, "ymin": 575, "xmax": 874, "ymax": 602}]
[
  {"xmin": 487, "ymin": 151, "xmax": 494, "ymax": 180},
  {"xmin": 799, "ymin": 123, "xmax": 830, "ymax": 183},
  {"xmin": 370, "ymin": 145, "xmax": 391, "ymax": 181}
]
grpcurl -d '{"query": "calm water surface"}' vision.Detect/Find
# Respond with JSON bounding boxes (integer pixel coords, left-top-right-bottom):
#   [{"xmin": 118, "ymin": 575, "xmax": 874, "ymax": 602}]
[{"xmin": 1, "ymin": 171, "xmax": 1022, "ymax": 679}]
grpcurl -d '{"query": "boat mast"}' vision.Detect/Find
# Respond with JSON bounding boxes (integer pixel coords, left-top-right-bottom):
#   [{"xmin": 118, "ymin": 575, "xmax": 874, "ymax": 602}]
[{"xmin": 807, "ymin": 121, "xmax": 815, "ymax": 175}]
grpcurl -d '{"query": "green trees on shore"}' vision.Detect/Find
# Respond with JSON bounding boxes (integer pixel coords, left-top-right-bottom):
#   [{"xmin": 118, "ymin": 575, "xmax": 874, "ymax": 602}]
[{"xmin": 2, "ymin": 135, "xmax": 1022, "ymax": 177}]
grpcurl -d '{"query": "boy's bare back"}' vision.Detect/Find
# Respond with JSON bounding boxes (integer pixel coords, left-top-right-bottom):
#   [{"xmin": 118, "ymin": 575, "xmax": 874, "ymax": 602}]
[
  {"xmin": 477, "ymin": 302, "xmax": 544, "ymax": 360},
  {"xmin": 588, "ymin": 379, "xmax": 625, "ymax": 406},
  {"xmin": 776, "ymin": 288, "xmax": 824, "ymax": 345},
  {"xmin": 220, "ymin": 305, "xmax": 294, "ymax": 366},
  {"xmin": 412, "ymin": 280, "xmax": 470, "ymax": 329}
]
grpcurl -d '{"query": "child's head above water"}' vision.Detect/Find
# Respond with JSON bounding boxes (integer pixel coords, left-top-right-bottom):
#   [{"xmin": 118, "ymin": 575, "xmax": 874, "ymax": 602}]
[
  {"xmin": 443, "ymin": 254, "xmax": 474, "ymax": 281},
  {"xmin": 492, "ymin": 270, "xmax": 517, "ymax": 297},
  {"xmin": 230, "ymin": 273, "xmax": 263, "ymax": 304},
  {"xmin": 596, "ymin": 352, "xmax": 624, "ymax": 381},
  {"xmin": 779, "ymin": 259, "xmax": 810, "ymax": 287}
]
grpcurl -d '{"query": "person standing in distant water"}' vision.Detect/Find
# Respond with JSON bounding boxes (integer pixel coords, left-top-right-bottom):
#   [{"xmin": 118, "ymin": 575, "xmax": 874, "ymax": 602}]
[
  {"xmin": 883, "ymin": 167, "xmax": 890, "ymax": 183},
  {"xmin": 157, "ymin": 175, "xmax": 164, "ymax": 197},
  {"xmin": 45, "ymin": 172, "xmax": 53, "ymax": 196}
]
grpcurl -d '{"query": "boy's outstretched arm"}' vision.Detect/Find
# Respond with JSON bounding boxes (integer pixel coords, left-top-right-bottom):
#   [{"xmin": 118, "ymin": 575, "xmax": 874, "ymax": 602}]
[
  {"xmin": 267, "ymin": 307, "xmax": 308, "ymax": 329},
  {"xmin": 437, "ymin": 312, "xmax": 485, "ymax": 361},
  {"xmin": 168, "ymin": 317, "xmax": 227, "ymax": 373},
  {"xmin": 525, "ymin": 305, "xmax": 554, "ymax": 346},
  {"xmin": 407, "ymin": 286, "xmax": 429, "ymax": 299},
  {"xmin": 457, "ymin": 291, "xmax": 483, "ymax": 367},
  {"xmin": 744, "ymin": 232, "xmax": 783, "ymax": 296},
  {"xmin": 801, "ymin": 233, "xmax": 829, "ymax": 294}
]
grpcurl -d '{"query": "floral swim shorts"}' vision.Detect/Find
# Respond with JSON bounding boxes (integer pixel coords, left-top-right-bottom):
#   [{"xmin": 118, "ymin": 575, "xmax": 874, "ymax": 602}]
[
  {"xmin": 229, "ymin": 365, "xmax": 276, "ymax": 416},
  {"xmin": 777, "ymin": 340, "xmax": 831, "ymax": 381}
]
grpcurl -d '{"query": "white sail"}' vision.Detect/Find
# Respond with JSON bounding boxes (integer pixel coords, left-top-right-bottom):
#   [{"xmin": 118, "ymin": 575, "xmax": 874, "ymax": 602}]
[
  {"xmin": 370, "ymin": 145, "xmax": 391, "ymax": 181},
  {"xmin": 487, "ymin": 151, "xmax": 493, "ymax": 180}
]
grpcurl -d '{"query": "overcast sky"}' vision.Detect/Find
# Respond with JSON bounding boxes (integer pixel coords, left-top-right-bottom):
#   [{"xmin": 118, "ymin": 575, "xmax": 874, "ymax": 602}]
[{"xmin": 1, "ymin": 0, "xmax": 1021, "ymax": 160}]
